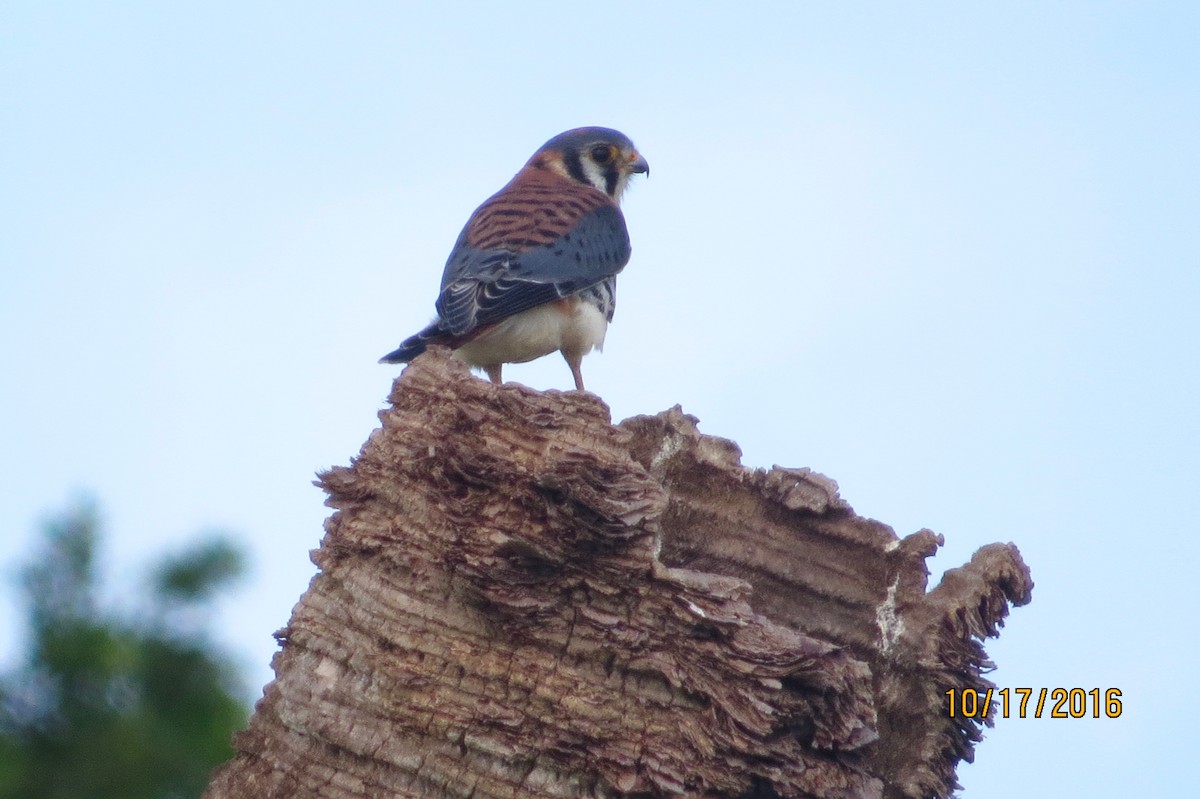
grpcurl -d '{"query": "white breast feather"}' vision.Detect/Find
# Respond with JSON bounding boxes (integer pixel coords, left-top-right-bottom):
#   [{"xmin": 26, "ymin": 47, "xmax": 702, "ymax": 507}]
[{"xmin": 452, "ymin": 299, "xmax": 608, "ymax": 367}]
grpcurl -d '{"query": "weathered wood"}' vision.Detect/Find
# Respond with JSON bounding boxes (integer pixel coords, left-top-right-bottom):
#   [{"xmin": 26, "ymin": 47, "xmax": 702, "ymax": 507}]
[{"xmin": 206, "ymin": 348, "xmax": 1031, "ymax": 799}]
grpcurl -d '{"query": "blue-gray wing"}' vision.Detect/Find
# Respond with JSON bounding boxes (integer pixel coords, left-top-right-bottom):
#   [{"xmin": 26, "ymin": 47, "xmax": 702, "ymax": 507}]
[{"xmin": 435, "ymin": 199, "xmax": 631, "ymax": 336}]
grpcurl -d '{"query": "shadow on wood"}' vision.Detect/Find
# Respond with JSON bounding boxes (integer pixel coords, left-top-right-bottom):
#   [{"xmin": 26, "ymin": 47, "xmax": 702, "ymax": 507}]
[{"xmin": 206, "ymin": 348, "xmax": 1031, "ymax": 799}]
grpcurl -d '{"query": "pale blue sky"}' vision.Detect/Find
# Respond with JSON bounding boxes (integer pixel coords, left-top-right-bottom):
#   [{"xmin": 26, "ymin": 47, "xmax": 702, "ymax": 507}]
[{"xmin": 3, "ymin": 3, "xmax": 1198, "ymax": 796}]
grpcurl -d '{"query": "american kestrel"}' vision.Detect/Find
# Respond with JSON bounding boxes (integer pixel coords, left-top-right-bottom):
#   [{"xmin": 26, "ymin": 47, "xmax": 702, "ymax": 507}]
[{"xmin": 380, "ymin": 127, "xmax": 648, "ymax": 391}]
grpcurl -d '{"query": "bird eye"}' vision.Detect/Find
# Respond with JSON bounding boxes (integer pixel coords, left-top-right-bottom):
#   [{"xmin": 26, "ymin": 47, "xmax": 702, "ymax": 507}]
[{"xmin": 590, "ymin": 145, "xmax": 613, "ymax": 164}]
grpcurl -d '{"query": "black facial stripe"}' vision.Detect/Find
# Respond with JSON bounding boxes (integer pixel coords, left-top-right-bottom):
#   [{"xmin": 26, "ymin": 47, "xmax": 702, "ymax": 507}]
[
  {"xmin": 564, "ymin": 150, "xmax": 588, "ymax": 185},
  {"xmin": 604, "ymin": 165, "xmax": 618, "ymax": 197}
]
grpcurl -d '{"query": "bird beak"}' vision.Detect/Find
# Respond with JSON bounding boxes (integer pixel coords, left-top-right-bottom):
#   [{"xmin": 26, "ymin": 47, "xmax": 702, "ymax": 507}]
[{"xmin": 627, "ymin": 151, "xmax": 650, "ymax": 177}]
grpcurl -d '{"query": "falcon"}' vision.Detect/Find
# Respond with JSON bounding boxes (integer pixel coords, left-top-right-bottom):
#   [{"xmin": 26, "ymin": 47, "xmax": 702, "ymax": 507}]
[{"xmin": 380, "ymin": 127, "xmax": 649, "ymax": 391}]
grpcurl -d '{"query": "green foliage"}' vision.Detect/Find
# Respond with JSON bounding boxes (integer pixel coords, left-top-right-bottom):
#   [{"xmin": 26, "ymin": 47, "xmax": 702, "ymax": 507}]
[
  {"xmin": 0, "ymin": 502, "xmax": 251, "ymax": 799},
  {"xmin": 155, "ymin": 540, "xmax": 244, "ymax": 602}
]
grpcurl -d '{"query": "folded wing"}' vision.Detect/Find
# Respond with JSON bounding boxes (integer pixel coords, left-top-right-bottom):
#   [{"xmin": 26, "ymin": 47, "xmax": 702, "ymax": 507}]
[{"xmin": 435, "ymin": 172, "xmax": 632, "ymax": 337}]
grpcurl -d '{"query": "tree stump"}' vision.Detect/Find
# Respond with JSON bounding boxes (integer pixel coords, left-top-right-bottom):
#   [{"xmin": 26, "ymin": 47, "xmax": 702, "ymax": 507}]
[{"xmin": 205, "ymin": 348, "xmax": 1031, "ymax": 799}]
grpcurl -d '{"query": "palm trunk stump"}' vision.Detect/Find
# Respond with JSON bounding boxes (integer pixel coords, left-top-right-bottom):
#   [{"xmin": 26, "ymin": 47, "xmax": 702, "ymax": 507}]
[{"xmin": 206, "ymin": 348, "xmax": 1031, "ymax": 799}]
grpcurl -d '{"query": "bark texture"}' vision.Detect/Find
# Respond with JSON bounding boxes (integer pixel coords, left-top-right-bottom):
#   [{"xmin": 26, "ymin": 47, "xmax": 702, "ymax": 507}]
[{"xmin": 206, "ymin": 349, "xmax": 1031, "ymax": 799}]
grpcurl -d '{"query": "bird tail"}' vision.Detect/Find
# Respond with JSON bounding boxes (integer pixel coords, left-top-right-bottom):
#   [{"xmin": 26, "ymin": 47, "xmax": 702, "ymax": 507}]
[{"xmin": 379, "ymin": 321, "xmax": 443, "ymax": 364}]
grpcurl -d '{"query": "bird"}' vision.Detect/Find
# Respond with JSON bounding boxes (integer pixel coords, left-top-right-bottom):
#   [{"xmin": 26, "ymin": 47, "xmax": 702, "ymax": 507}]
[{"xmin": 380, "ymin": 127, "xmax": 648, "ymax": 391}]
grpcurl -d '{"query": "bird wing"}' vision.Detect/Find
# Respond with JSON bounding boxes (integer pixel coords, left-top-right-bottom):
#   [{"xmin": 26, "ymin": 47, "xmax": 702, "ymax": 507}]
[{"xmin": 434, "ymin": 172, "xmax": 631, "ymax": 336}]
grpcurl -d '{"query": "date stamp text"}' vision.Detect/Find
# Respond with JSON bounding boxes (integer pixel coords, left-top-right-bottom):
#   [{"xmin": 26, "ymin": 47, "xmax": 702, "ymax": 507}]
[{"xmin": 946, "ymin": 688, "xmax": 1123, "ymax": 719}]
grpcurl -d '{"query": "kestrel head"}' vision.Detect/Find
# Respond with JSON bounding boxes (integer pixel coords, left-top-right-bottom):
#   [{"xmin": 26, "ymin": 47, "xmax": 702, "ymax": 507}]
[{"xmin": 526, "ymin": 126, "xmax": 649, "ymax": 203}]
